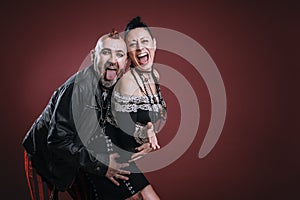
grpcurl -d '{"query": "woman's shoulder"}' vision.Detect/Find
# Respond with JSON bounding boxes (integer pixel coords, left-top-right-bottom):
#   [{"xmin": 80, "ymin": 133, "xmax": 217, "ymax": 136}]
[{"xmin": 115, "ymin": 70, "xmax": 139, "ymax": 96}]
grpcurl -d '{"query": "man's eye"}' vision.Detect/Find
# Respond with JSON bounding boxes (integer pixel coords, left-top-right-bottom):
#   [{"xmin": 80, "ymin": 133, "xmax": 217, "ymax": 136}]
[
  {"xmin": 116, "ymin": 53, "xmax": 124, "ymax": 58},
  {"xmin": 129, "ymin": 43, "xmax": 136, "ymax": 47},
  {"xmin": 142, "ymin": 40, "xmax": 149, "ymax": 43},
  {"xmin": 102, "ymin": 50, "xmax": 110, "ymax": 55}
]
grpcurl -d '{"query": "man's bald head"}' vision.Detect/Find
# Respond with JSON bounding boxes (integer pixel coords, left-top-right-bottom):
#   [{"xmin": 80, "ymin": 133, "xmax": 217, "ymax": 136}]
[{"xmin": 91, "ymin": 32, "xmax": 128, "ymax": 88}]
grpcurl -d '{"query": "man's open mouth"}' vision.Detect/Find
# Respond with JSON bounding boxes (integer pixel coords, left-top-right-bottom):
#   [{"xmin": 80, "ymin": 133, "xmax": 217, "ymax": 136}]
[
  {"xmin": 105, "ymin": 67, "xmax": 117, "ymax": 81},
  {"xmin": 137, "ymin": 52, "xmax": 149, "ymax": 65}
]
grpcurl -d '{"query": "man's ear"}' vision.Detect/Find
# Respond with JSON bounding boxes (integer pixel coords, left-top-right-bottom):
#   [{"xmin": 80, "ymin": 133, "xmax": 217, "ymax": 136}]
[
  {"xmin": 153, "ymin": 38, "xmax": 157, "ymax": 51},
  {"xmin": 90, "ymin": 49, "xmax": 95, "ymax": 62}
]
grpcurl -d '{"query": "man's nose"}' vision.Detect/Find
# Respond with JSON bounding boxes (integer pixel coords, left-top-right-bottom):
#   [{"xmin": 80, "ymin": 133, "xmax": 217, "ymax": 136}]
[{"xmin": 109, "ymin": 53, "xmax": 117, "ymax": 63}]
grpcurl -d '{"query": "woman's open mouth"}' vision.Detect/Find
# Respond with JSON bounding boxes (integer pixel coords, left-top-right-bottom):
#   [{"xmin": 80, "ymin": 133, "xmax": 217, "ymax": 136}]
[{"xmin": 136, "ymin": 52, "xmax": 149, "ymax": 65}]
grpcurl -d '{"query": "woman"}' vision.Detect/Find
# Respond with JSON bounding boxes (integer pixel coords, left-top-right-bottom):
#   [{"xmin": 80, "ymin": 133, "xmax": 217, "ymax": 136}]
[
  {"xmin": 86, "ymin": 17, "xmax": 166, "ymax": 200},
  {"xmin": 112, "ymin": 16, "xmax": 167, "ymax": 200}
]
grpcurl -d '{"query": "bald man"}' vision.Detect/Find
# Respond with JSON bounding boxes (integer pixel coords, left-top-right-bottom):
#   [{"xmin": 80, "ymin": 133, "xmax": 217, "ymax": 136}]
[{"xmin": 23, "ymin": 31, "xmax": 131, "ymax": 200}]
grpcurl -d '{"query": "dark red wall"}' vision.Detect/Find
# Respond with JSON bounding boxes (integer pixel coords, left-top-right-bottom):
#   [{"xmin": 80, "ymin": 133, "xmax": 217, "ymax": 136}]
[{"xmin": 1, "ymin": 1, "xmax": 298, "ymax": 199}]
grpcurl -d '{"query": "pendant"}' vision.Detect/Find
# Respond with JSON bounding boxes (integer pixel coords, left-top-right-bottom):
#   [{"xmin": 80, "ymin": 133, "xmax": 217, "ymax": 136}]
[
  {"xmin": 102, "ymin": 91, "xmax": 108, "ymax": 101},
  {"xmin": 153, "ymin": 96, "xmax": 157, "ymax": 104},
  {"xmin": 101, "ymin": 126, "xmax": 106, "ymax": 135}
]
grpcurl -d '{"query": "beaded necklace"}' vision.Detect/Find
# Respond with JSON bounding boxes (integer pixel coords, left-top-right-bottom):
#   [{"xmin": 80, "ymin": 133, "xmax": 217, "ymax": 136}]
[
  {"xmin": 95, "ymin": 87, "xmax": 112, "ymax": 129},
  {"xmin": 131, "ymin": 68, "xmax": 157, "ymax": 104},
  {"xmin": 130, "ymin": 67, "xmax": 167, "ymax": 131}
]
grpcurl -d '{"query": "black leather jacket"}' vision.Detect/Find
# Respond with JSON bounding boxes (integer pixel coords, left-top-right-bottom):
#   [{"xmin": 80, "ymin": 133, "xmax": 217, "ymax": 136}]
[{"xmin": 23, "ymin": 65, "xmax": 110, "ymax": 191}]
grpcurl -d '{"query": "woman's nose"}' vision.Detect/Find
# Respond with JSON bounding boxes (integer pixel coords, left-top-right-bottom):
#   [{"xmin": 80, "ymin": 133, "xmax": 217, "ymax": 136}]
[{"xmin": 136, "ymin": 41, "xmax": 142, "ymax": 50}]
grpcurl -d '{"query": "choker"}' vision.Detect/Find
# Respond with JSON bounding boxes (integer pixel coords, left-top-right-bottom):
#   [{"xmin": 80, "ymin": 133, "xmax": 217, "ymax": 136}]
[{"xmin": 133, "ymin": 67, "xmax": 152, "ymax": 74}]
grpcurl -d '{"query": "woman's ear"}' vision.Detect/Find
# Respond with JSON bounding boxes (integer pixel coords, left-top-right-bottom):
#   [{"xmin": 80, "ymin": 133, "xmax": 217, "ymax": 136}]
[{"xmin": 153, "ymin": 38, "xmax": 157, "ymax": 51}]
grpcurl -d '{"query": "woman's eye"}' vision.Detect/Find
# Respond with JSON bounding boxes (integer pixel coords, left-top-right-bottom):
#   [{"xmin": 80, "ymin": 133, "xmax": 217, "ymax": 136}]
[
  {"xmin": 142, "ymin": 40, "xmax": 149, "ymax": 43},
  {"xmin": 129, "ymin": 43, "xmax": 136, "ymax": 47}
]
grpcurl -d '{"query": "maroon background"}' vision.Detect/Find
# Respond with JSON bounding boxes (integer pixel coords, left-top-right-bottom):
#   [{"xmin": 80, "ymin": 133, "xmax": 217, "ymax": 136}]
[{"xmin": 1, "ymin": 1, "xmax": 299, "ymax": 199}]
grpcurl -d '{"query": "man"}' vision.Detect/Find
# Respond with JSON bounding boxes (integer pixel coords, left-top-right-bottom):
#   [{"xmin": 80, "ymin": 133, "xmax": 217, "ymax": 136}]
[{"xmin": 23, "ymin": 30, "xmax": 152, "ymax": 200}]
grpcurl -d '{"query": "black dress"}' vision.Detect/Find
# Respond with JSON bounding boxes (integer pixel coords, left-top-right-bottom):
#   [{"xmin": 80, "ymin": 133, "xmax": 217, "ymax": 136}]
[{"xmin": 85, "ymin": 91, "xmax": 166, "ymax": 200}]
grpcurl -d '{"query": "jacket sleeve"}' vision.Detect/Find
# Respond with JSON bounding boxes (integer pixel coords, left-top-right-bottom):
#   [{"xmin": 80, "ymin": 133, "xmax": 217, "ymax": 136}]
[{"xmin": 47, "ymin": 83, "xmax": 109, "ymax": 176}]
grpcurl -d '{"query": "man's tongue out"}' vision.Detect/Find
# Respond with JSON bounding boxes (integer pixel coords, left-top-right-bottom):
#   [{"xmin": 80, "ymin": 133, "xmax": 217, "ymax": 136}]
[{"xmin": 105, "ymin": 69, "xmax": 117, "ymax": 81}]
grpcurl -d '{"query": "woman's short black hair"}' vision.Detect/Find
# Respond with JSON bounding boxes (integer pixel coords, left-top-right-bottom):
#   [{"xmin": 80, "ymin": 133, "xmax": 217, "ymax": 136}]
[{"xmin": 124, "ymin": 16, "xmax": 153, "ymax": 39}]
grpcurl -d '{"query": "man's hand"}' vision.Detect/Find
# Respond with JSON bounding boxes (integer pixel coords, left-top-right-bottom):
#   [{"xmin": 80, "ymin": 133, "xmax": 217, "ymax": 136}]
[
  {"xmin": 106, "ymin": 153, "xmax": 130, "ymax": 186},
  {"xmin": 129, "ymin": 143, "xmax": 153, "ymax": 163}
]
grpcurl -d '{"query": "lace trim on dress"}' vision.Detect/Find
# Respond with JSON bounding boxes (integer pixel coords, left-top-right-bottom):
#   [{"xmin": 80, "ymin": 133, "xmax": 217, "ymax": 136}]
[{"xmin": 113, "ymin": 91, "xmax": 162, "ymax": 113}]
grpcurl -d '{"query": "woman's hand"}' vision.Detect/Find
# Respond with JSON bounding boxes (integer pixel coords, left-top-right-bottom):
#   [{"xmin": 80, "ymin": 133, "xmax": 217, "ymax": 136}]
[
  {"xmin": 146, "ymin": 122, "xmax": 160, "ymax": 150},
  {"xmin": 129, "ymin": 122, "xmax": 160, "ymax": 163}
]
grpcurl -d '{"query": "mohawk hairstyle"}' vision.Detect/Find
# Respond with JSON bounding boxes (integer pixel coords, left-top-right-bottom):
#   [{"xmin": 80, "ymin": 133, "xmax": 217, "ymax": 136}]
[
  {"xmin": 108, "ymin": 28, "xmax": 120, "ymax": 39},
  {"xmin": 124, "ymin": 16, "xmax": 153, "ymax": 39}
]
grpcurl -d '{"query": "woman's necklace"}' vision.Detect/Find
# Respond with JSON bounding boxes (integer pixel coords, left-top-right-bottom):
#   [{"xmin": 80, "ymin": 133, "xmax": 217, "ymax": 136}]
[
  {"xmin": 130, "ymin": 67, "xmax": 167, "ymax": 132},
  {"xmin": 131, "ymin": 68, "xmax": 157, "ymax": 104}
]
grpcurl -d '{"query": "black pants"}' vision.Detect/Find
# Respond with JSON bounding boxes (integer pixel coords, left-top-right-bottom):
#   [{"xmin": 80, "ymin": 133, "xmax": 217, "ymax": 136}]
[{"xmin": 24, "ymin": 151, "xmax": 89, "ymax": 200}]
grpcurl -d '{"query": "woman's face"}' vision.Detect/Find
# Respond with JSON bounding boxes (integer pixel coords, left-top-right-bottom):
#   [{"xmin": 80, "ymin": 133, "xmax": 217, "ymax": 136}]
[{"xmin": 126, "ymin": 28, "xmax": 156, "ymax": 71}]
